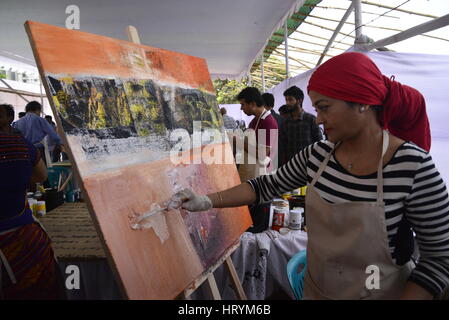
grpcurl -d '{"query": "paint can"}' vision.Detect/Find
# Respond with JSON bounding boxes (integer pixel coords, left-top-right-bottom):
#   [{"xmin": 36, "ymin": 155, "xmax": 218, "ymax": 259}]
[
  {"xmin": 36, "ymin": 201, "xmax": 46, "ymax": 217},
  {"xmin": 272, "ymin": 204, "xmax": 288, "ymax": 232},
  {"xmin": 28, "ymin": 198, "xmax": 38, "ymax": 216},
  {"xmin": 269, "ymin": 198, "xmax": 287, "ymax": 228},
  {"xmin": 289, "ymin": 208, "xmax": 304, "ymax": 230}
]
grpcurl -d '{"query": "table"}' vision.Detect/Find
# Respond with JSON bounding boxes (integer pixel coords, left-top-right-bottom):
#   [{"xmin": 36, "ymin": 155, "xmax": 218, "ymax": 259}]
[
  {"xmin": 38, "ymin": 203, "xmax": 122, "ymax": 299},
  {"xmin": 210, "ymin": 229, "xmax": 308, "ymax": 300},
  {"xmin": 39, "ymin": 203, "xmax": 307, "ymax": 300}
]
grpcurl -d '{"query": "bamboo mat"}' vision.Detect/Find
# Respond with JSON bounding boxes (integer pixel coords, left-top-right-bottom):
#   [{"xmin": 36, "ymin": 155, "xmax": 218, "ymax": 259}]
[{"xmin": 38, "ymin": 202, "xmax": 106, "ymax": 259}]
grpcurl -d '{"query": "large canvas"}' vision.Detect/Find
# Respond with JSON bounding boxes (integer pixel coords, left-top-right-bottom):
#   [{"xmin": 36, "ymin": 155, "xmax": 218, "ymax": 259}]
[{"xmin": 25, "ymin": 21, "xmax": 252, "ymax": 299}]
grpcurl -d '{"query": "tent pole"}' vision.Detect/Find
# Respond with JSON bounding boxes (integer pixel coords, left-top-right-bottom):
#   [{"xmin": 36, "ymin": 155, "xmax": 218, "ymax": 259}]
[
  {"xmin": 0, "ymin": 79, "xmax": 30, "ymax": 103},
  {"xmin": 316, "ymin": 2, "xmax": 354, "ymax": 67},
  {"xmin": 261, "ymin": 56, "xmax": 265, "ymax": 92},
  {"xmin": 359, "ymin": 13, "xmax": 449, "ymax": 51},
  {"xmin": 284, "ymin": 20, "xmax": 290, "ymax": 79},
  {"xmin": 353, "ymin": 0, "xmax": 364, "ymax": 43},
  {"xmin": 39, "ymin": 76, "xmax": 44, "ymax": 111}
]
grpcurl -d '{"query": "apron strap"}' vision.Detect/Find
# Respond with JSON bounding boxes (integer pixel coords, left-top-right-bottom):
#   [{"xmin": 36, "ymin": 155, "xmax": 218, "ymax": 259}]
[
  {"xmin": 310, "ymin": 142, "xmax": 339, "ymax": 187},
  {"xmin": 310, "ymin": 130, "xmax": 389, "ymax": 201},
  {"xmin": 376, "ymin": 130, "xmax": 389, "ymax": 205}
]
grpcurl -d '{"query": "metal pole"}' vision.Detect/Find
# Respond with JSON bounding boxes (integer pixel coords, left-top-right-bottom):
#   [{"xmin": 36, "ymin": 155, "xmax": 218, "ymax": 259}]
[
  {"xmin": 0, "ymin": 79, "xmax": 30, "ymax": 103},
  {"xmin": 284, "ymin": 20, "xmax": 290, "ymax": 78},
  {"xmin": 261, "ymin": 56, "xmax": 266, "ymax": 92},
  {"xmin": 39, "ymin": 77, "xmax": 44, "ymax": 112},
  {"xmin": 316, "ymin": 2, "xmax": 354, "ymax": 67},
  {"xmin": 361, "ymin": 13, "xmax": 449, "ymax": 51},
  {"xmin": 353, "ymin": 0, "xmax": 363, "ymax": 43}
]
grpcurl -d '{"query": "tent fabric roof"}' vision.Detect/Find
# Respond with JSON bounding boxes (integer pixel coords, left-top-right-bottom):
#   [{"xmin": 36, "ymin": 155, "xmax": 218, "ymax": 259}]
[
  {"xmin": 0, "ymin": 0, "xmax": 307, "ymax": 80},
  {"xmin": 258, "ymin": 0, "xmax": 449, "ymax": 79}
]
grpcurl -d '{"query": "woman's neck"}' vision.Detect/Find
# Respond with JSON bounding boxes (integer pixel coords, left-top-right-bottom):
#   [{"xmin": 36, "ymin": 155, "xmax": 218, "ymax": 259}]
[{"xmin": 339, "ymin": 125, "xmax": 383, "ymax": 155}]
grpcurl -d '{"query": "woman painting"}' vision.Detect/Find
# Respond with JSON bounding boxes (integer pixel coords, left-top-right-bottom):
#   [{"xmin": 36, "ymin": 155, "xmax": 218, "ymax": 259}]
[{"xmin": 168, "ymin": 53, "xmax": 449, "ymax": 300}]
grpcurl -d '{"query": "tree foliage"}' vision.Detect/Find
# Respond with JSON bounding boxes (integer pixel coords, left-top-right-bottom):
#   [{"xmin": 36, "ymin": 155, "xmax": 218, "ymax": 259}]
[{"xmin": 213, "ymin": 56, "xmax": 287, "ymax": 104}]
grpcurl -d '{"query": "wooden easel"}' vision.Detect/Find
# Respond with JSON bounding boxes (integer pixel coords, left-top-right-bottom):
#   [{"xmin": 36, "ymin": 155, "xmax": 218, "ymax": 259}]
[
  {"xmin": 181, "ymin": 241, "xmax": 246, "ymax": 300},
  {"xmin": 126, "ymin": 26, "xmax": 247, "ymax": 300}
]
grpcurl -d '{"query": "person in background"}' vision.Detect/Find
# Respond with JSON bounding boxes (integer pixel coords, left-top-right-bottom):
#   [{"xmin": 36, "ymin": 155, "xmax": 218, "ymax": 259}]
[
  {"xmin": 236, "ymin": 120, "xmax": 246, "ymax": 131},
  {"xmin": 220, "ymin": 107, "xmax": 237, "ymax": 130},
  {"xmin": 169, "ymin": 52, "xmax": 448, "ymax": 300},
  {"xmin": 18, "ymin": 112, "xmax": 26, "ymax": 119},
  {"xmin": 278, "ymin": 104, "xmax": 290, "ymax": 120},
  {"xmin": 12, "ymin": 101, "xmax": 63, "ymax": 165},
  {"xmin": 235, "ymin": 87, "xmax": 278, "ymax": 232},
  {"xmin": 44, "ymin": 115, "xmax": 55, "ymax": 127},
  {"xmin": 44, "ymin": 115, "xmax": 57, "ymax": 162},
  {"xmin": 45, "ymin": 115, "xmax": 69, "ymax": 162},
  {"xmin": 261, "ymin": 93, "xmax": 280, "ymax": 125},
  {"xmin": 0, "ymin": 104, "xmax": 21, "ymax": 134},
  {"xmin": 0, "ymin": 105, "xmax": 65, "ymax": 299},
  {"xmin": 279, "ymin": 86, "xmax": 322, "ymax": 167},
  {"xmin": 236, "ymin": 87, "xmax": 278, "ymax": 179}
]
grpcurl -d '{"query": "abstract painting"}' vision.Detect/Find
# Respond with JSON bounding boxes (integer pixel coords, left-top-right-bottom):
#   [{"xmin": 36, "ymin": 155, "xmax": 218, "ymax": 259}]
[{"xmin": 25, "ymin": 21, "xmax": 252, "ymax": 299}]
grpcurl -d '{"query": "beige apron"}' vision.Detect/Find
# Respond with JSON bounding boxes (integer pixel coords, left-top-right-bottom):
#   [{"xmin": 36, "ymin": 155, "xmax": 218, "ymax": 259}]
[
  {"xmin": 303, "ymin": 131, "xmax": 413, "ymax": 300},
  {"xmin": 237, "ymin": 110, "xmax": 271, "ymax": 181}
]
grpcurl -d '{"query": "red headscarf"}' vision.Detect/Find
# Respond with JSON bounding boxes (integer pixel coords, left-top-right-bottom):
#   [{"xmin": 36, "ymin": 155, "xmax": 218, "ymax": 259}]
[{"xmin": 307, "ymin": 52, "xmax": 431, "ymax": 151}]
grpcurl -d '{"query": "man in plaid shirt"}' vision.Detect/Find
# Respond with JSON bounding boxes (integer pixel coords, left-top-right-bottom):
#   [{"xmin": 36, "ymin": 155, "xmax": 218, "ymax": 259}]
[{"xmin": 279, "ymin": 86, "xmax": 323, "ymax": 167}]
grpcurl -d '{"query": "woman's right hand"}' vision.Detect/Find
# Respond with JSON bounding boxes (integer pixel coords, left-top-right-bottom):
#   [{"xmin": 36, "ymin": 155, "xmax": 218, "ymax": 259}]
[{"xmin": 168, "ymin": 188, "xmax": 212, "ymax": 212}]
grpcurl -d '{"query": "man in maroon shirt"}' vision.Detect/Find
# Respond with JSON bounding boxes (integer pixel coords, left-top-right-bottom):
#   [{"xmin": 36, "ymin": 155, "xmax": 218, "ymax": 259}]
[
  {"xmin": 236, "ymin": 87, "xmax": 278, "ymax": 175},
  {"xmin": 235, "ymin": 87, "xmax": 278, "ymax": 233}
]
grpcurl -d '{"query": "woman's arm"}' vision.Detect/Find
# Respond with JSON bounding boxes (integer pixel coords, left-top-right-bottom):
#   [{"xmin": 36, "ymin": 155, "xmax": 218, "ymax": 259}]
[
  {"xmin": 207, "ymin": 182, "xmax": 256, "ymax": 208},
  {"xmin": 30, "ymin": 158, "xmax": 47, "ymax": 184},
  {"xmin": 172, "ymin": 143, "xmax": 313, "ymax": 212},
  {"xmin": 400, "ymin": 282, "xmax": 433, "ymax": 300},
  {"xmin": 403, "ymin": 153, "xmax": 449, "ymax": 299}
]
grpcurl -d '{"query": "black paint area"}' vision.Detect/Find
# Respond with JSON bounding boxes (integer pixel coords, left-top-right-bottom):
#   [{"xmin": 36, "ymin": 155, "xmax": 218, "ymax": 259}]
[{"xmin": 47, "ymin": 75, "xmax": 223, "ymax": 139}]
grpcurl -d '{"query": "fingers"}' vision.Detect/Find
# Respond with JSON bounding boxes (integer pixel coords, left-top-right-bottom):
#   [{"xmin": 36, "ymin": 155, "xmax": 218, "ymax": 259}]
[{"xmin": 168, "ymin": 188, "xmax": 195, "ymax": 209}]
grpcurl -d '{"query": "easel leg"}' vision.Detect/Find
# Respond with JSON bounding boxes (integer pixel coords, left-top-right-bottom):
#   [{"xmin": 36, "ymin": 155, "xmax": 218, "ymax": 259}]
[
  {"xmin": 206, "ymin": 274, "xmax": 222, "ymax": 300},
  {"xmin": 179, "ymin": 242, "xmax": 246, "ymax": 300},
  {"xmin": 224, "ymin": 257, "xmax": 247, "ymax": 300}
]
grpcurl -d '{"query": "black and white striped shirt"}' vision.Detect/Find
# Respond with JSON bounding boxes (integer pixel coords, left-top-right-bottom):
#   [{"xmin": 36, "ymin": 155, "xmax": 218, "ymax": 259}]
[{"xmin": 248, "ymin": 140, "xmax": 449, "ymax": 296}]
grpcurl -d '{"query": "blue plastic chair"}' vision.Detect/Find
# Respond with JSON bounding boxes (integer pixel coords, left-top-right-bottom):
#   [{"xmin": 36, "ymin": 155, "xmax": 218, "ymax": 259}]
[{"xmin": 287, "ymin": 250, "xmax": 307, "ymax": 300}]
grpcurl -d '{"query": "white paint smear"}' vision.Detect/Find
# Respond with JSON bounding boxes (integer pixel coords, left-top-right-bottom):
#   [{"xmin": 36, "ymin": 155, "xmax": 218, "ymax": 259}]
[{"xmin": 131, "ymin": 203, "xmax": 170, "ymax": 244}]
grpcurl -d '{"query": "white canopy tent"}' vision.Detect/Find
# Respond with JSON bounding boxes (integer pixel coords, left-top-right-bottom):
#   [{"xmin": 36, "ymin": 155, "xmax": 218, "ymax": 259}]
[{"xmin": 0, "ymin": 0, "xmax": 306, "ymax": 79}]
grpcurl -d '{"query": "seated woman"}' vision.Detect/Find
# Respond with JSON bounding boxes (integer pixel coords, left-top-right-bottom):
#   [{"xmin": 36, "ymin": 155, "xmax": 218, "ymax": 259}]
[
  {"xmin": 169, "ymin": 53, "xmax": 449, "ymax": 300},
  {"xmin": 0, "ymin": 104, "xmax": 64, "ymax": 299}
]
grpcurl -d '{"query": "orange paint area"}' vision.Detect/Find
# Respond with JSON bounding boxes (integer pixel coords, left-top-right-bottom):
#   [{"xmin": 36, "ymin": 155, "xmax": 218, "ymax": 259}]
[
  {"xmin": 25, "ymin": 21, "xmax": 215, "ymax": 93},
  {"xmin": 83, "ymin": 146, "xmax": 251, "ymax": 299}
]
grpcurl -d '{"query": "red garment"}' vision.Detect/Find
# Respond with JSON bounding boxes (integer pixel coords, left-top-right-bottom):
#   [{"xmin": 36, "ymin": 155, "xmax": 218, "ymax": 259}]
[
  {"xmin": 307, "ymin": 52, "xmax": 431, "ymax": 151},
  {"xmin": 0, "ymin": 223, "xmax": 63, "ymax": 300}
]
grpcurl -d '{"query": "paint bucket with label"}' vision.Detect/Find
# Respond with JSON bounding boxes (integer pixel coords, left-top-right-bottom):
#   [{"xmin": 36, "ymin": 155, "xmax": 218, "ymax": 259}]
[
  {"xmin": 271, "ymin": 207, "xmax": 285, "ymax": 231},
  {"xmin": 289, "ymin": 208, "xmax": 303, "ymax": 230},
  {"xmin": 271, "ymin": 202, "xmax": 288, "ymax": 232}
]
